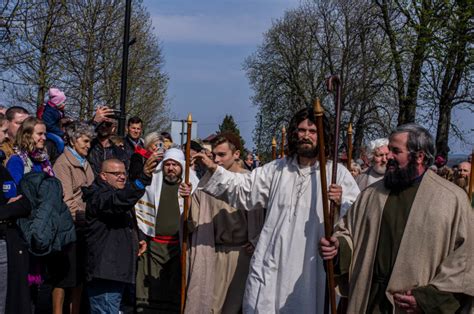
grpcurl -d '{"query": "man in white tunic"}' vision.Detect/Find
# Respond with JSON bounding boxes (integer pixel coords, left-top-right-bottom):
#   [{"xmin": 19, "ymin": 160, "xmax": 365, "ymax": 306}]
[{"xmin": 193, "ymin": 108, "xmax": 360, "ymax": 313}]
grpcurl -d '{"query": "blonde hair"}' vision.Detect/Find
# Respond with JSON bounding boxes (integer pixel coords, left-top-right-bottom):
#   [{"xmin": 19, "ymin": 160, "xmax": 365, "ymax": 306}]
[
  {"xmin": 15, "ymin": 117, "xmax": 45, "ymax": 153},
  {"xmin": 144, "ymin": 132, "xmax": 163, "ymax": 150}
]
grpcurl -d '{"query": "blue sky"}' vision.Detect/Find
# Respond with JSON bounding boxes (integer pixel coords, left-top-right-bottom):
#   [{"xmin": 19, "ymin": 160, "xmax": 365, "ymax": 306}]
[
  {"xmin": 142, "ymin": 0, "xmax": 472, "ymax": 153},
  {"xmin": 142, "ymin": 0, "xmax": 300, "ymax": 149}
]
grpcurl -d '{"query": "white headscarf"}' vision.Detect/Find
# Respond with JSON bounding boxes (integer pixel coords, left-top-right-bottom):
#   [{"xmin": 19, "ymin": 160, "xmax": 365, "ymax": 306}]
[{"xmin": 135, "ymin": 148, "xmax": 199, "ymax": 237}]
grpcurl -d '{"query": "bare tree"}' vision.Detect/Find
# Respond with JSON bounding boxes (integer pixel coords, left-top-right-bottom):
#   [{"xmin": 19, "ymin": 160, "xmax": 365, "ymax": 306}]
[
  {"xmin": 418, "ymin": 0, "xmax": 474, "ymax": 158},
  {"xmin": 244, "ymin": 0, "xmax": 395, "ymax": 158},
  {"xmin": 0, "ymin": 0, "xmax": 169, "ymax": 131}
]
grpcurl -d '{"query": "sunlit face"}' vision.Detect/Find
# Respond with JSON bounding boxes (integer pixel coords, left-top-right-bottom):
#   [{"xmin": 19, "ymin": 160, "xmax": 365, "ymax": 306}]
[
  {"xmin": 0, "ymin": 121, "xmax": 9, "ymax": 144},
  {"xmin": 32, "ymin": 124, "xmax": 47, "ymax": 150},
  {"xmin": 387, "ymin": 132, "xmax": 410, "ymax": 170},
  {"xmin": 213, "ymin": 142, "xmax": 240, "ymax": 170},
  {"xmin": 163, "ymin": 138, "xmax": 172, "ymax": 149},
  {"xmin": 350, "ymin": 164, "xmax": 360, "ymax": 178},
  {"xmin": 372, "ymin": 145, "xmax": 389, "ymax": 173},
  {"xmin": 244, "ymin": 153, "xmax": 253, "ymax": 166},
  {"xmin": 71, "ymin": 135, "xmax": 92, "ymax": 157},
  {"xmin": 9, "ymin": 112, "xmax": 29, "ymax": 138},
  {"xmin": 100, "ymin": 161, "xmax": 127, "ymax": 189},
  {"xmin": 127, "ymin": 123, "xmax": 142, "ymax": 140},
  {"xmin": 163, "ymin": 159, "xmax": 182, "ymax": 183},
  {"xmin": 458, "ymin": 162, "xmax": 471, "ymax": 179},
  {"xmin": 296, "ymin": 119, "xmax": 318, "ymax": 158}
]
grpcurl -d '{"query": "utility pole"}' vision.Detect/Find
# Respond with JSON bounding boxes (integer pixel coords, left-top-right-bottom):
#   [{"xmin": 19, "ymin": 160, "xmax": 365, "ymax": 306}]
[{"xmin": 118, "ymin": 0, "xmax": 132, "ymax": 136}]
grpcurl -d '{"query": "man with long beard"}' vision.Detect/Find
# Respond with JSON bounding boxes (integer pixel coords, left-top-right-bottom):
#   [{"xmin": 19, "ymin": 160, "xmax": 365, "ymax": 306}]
[
  {"xmin": 193, "ymin": 107, "xmax": 360, "ymax": 313},
  {"xmin": 320, "ymin": 123, "xmax": 473, "ymax": 313},
  {"xmin": 356, "ymin": 138, "xmax": 389, "ymax": 190}
]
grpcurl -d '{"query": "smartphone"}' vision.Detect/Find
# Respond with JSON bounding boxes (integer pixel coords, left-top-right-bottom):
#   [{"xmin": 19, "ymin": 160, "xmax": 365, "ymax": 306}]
[
  {"xmin": 157, "ymin": 142, "xmax": 164, "ymax": 154},
  {"xmin": 107, "ymin": 109, "xmax": 122, "ymax": 120}
]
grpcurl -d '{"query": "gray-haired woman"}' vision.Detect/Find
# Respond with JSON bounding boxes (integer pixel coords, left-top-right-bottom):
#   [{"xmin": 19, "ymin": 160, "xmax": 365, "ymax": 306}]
[{"xmin": 51, "ymin": 121, "xmax": 96, "ymax": 314}]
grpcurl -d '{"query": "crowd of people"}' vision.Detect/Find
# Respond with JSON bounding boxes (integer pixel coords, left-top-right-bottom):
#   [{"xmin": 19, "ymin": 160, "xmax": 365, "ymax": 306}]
[
  {"xmin": 350, "ymin": 137, "xmax": 472, "ymax": 198},
  {"xmin": 0, "ymin": 87, "xmax": 472, "ymax": 314}
]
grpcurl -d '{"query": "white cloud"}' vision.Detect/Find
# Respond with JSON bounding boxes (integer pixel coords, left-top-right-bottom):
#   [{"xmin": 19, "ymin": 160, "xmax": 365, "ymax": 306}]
[{"xmin": 151, "ymin": 14, "xmax": 269, "ymax": 45}]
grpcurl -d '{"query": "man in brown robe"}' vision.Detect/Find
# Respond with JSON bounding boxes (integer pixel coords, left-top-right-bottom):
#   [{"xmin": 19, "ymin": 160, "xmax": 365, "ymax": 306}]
[
  {"xmin": 185, "ymin": 132, "xmax": 264, "ymax": 313},
  {"xmin": 320, "ymin": 123, "xmax": 473, "ymax": 313}
]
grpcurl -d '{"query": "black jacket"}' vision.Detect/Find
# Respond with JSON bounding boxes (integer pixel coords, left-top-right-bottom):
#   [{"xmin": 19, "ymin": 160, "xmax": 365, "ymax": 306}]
[
  {"xmin": 129, "ymin": 153, "xmax": 146, "ymax": 181},
  {"xmin": 87, "ymin": 138, "xmax": 129, "ymax": 176},
  {"xmin": 0, "ymin": 164, "xmax": 31, "ymax": 314},
  {"xmin": 123, "ymin": 135, "xmax": 144, "ymax": 161},
  {"xmin": 82, "ymin": 174, "xmax": 151, "ymax": 284}
]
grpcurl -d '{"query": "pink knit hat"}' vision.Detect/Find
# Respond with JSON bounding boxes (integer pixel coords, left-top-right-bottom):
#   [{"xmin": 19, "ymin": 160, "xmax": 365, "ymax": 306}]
[{"xmin": 48, "ymin": 88, "xmax": 66, "ymax": 107}]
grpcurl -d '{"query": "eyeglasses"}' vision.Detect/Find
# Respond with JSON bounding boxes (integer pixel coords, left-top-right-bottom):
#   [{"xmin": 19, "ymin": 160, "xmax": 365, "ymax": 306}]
[{"xmin": 103, "ymin": 171, "xmax": 127, "ymax": 177}]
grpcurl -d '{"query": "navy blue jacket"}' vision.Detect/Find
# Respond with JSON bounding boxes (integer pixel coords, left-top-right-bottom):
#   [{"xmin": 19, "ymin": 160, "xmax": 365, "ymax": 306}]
[
  {"xmin": 17, "ymin": 172, "xmax": 76, "ymax": 256},
  {"xmin": 42, "ymin": 104, "xmax": 64, "ymax": 137}
]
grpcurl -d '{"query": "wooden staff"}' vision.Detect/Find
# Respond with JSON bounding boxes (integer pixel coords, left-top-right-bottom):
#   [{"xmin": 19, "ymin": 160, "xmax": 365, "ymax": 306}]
[
  {"xmin": 347, "ymin": 123, "xmax": 353, "ymax": 171},
  {"xmin": 314, "ymin": 98, "xmax": 337, "ymax": 314},
  {"xmin": 180, "ymin": 113, "xmax": 192, "ymax": 314},
  {"xmin": 272, "ymin": 137, "xmax": 277, "ymax": 160},
  {"xmin": 327, "ymin": 75, "xmax": 342, "ymax": 226},
  {"xmin": 280, "ymin": 126, "xmax": 286, "ymax": 158},
  {"xmin": 469, "ymin": 149, "xmax": 474, "ymax": 202}
]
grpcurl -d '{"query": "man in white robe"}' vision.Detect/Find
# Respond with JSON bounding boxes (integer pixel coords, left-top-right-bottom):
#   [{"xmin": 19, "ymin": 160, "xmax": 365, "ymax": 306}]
[{"xmin": 192, "ymin": 108, "xmax": 360, "ymax": 313}]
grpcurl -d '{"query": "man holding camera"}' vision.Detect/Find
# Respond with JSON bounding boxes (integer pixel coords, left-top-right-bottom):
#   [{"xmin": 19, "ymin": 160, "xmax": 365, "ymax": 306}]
[{"xmin": 87, "ymin": 118, "xmax": 128, "ymax": 176}]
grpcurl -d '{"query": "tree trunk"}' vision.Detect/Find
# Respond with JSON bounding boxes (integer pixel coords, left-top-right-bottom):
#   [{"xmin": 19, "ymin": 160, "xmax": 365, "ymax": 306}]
[
  {"xmin": 435, "ymin": 0, "xmax": 470, "ymax": 159},
  {"xmin": 397, "ymin": 1, "xmax": 431, "ymax": 125}
]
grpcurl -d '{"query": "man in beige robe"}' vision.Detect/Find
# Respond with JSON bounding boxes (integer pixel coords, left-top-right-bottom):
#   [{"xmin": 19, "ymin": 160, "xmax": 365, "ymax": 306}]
[
  {"xmin": 320, "ymin": 123, "xmax": 473, "ymax": 313},
  {"xmin": 185, "ymin": 132, "xmax": 264, "ymax": 313}
]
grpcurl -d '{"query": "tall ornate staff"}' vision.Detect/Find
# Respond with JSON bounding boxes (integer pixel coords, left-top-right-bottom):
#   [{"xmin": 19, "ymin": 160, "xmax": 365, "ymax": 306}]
[
  {"xmin": 469, "ymin": 149, "xmax": 474, "ymax": 202},
  {"xmin": 280, "ymin": 126, "xmax": 286, "ymax": 158},
  {"xmin": 346, "ymin": 123, "xmax": 353, "ymax": 171},
  {"xmin": 327, "ymin": 75, "xmax": 342, "ymax": 226},
  {"xmin": 272, "ymin": 137, "xmax": 277, "ymax": 160},
  {"xmin": 180, "ymin": 113, "xmax": 192, "ymax": 314},
  {"xmin": 314, "ymin": 98, "xmax": 337, "ymax": 314}
]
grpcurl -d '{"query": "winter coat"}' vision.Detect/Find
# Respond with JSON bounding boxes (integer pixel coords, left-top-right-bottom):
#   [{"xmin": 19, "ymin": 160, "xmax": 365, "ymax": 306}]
[
  {"xmin": 0, "ymin": 164, "xmax": 31, "ymax": 314},
  {"xmin": 17, "ymin": 172, "xmax": 76, "ymax": 256},
  {"xmin": 82, "ymin": 175, "xmax": 151, "ymax": 284},
  {"xmin": 53, "ymin": 148, "xmax": 94, "ymax": 223},
  {"xmin": 42, "ymin": 103, "xmax": 64, "ymax": 137}
]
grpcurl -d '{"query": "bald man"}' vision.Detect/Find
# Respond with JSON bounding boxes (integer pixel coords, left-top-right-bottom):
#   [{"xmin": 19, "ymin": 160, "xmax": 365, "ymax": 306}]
[{"xmin": 83, "ymin": 156, "xmax": 158, "ymax": 313}]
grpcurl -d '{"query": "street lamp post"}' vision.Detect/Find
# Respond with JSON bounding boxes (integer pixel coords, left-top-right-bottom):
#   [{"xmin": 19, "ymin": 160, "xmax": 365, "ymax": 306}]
[{"xmin": 118, "ymin": 0, "xmax": 132, "ymax": 136}]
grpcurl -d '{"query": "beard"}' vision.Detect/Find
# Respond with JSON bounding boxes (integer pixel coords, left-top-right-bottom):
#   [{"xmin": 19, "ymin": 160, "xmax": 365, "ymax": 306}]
[
  {"xmin": 296, "ymin": 139, "xmax": 318, "ymax": 158},
  {"xmin": 164, "ymin": 172, "xmax": 181, "ymax": 183},
  {"xmin": 373, "ymin": 163, "xmax": 386, "ymax": 175},
  {"xmin": 383, "ymin": 158, "xmax": 418, "ymax": 190},
  {"xmin": 454, "ymin": 176, "xmax": 468, "ymax": 190}
]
